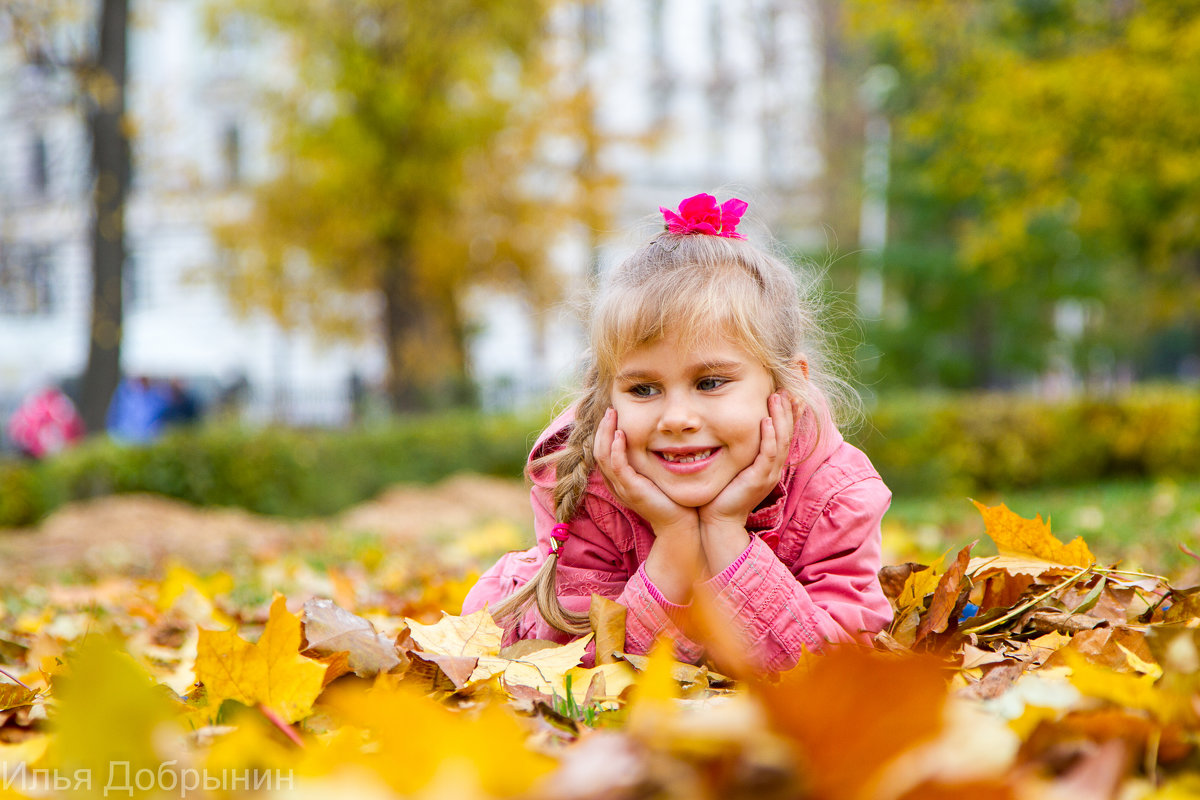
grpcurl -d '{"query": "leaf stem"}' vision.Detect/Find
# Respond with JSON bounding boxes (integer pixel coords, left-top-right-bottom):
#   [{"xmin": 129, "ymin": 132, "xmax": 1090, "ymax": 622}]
[
  {"xmin": 0, "ymin": 665, "xmax": 33, "ymax": 692},
  {"xmin": 258, "ymin": 703, "xmax": 305, "ymax": 748}
]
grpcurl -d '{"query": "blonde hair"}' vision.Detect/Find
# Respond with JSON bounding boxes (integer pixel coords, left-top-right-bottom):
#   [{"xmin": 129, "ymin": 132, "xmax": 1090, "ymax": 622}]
[{"xmin": 493, "ymin": 230, "xmax": 852, "ymax": 635}]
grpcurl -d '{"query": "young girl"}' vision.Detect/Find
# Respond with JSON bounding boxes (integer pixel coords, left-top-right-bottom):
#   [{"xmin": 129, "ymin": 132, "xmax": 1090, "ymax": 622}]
[{"xmin": 463, "ymin": 193, "xmax": 892, "ymax": 672}]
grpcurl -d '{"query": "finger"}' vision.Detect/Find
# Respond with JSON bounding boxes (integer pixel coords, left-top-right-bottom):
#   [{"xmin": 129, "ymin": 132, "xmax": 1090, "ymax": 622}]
[
  {"xmin": 593, "ymin": 407, "xmax": 615, "ymax": 467},
  {"xmin": 610, "ymin": 429, "xmax": 632, "ymax": 474},
  {"xmin": 773, "ymin": 392, "xmax": 794, "ymax": 454}
]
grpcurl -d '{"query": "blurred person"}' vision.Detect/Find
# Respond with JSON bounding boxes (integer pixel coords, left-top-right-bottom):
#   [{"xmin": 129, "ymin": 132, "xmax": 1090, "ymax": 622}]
[
  {"xmin": 161, "ymin": 378, "xmax": 201, "ymax": 428},
  {"xmin": 106, "ymin": 375, "xmax": 171, "ymax": 444},
  {"xmin": 6, "ymin": 383, "xmax": 86, "ymax": 459},
  {"xmin": 463, "ymin": 193, "xmax": 892, "ymax": 673}
]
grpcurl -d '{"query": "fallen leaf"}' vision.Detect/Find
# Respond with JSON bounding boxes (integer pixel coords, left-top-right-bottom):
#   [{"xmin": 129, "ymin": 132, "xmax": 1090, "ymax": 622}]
[
  {"xmin": 758, "ymin": 647, "xmax": 949, "ymax": 800},
  {"xmin": 589, "ymin": 594, "xmax": 626, "ymax": 665},
  {"xmin": 478, "ymin": 634, "xmax": 594, "ymax": 695},
  {"xmin": 195, "ymin": 594, "xmax": 327, "ymax": 724},
  {"xmin": 915, "ymin": 544, "xmax": 972, "ymax": 644},
  {"xmin": 52, "ymin": 636, "xmax": 180, "ymax": 788},
  {"xmin": 0, "ymin": 686, "xmax": 35, "ymax": 713},
  {"xmin": 413, "ymin": 652, "xmax": 479, "ymax": 690},
  {"xmin": 404, "ymin": 608, "xmax": 503, "ymax": 659},
  {"xmin": 319, "ymin": 680, "xmax": 554, "ymax": 796},
  {"xmin": 303, "ymin": 598, "xmax": 402, "ymax": 677},
  {"xmin": 972, "ymin": 501, "xmax": 1095, "ymax": 567}
]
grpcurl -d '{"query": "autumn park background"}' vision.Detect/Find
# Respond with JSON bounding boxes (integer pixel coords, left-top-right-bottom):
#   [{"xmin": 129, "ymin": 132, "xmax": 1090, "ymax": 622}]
[{"xmin": 2, "ymin": 1, "xmax": 1200, "ymax": 798}]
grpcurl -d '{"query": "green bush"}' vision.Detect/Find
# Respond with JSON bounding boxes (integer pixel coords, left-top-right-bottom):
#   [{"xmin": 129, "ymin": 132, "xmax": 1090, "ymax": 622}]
[
  {"xmin": 0, "ymin": 409, "xmax": 542, "ymax": 528},
  {"xmin": 850, "ymin": 385, "xmax": 1200, "ymax": 496},
  {"xmin": 3, "ymin": 387, "xmax": 1200, "ymax": 528}
]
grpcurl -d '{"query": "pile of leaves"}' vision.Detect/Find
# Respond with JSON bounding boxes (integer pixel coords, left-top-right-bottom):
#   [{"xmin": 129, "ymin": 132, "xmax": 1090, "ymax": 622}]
[{"xmin": 2, "ymin": 501, "xmax": 1200, "ymax": 799}]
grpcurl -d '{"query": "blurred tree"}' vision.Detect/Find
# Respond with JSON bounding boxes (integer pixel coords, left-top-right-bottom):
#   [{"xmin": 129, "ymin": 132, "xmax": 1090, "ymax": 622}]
[
  {"xmin": 844, "ymin": 0, "xmax": 1200, "ymax": 388},
  {"xmin": 1, "ymin": 0, "xmax": 130, "ymax": 431},
  {"xmin": 210, "ymin": 0, "xmax": 616, "ymax": 411}
]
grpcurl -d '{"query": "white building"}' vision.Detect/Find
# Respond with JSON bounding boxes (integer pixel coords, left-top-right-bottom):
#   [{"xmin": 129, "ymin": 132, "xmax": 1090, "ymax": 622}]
[{"xmin": 0, "ymin": 0, "xmax": 826, "ymax": 431}]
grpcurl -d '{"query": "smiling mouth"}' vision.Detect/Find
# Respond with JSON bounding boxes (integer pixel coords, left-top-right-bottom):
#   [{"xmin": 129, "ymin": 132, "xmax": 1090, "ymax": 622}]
[{"xmin": 656, "ymin": 449, "xmax": 715, "ymax": 464}]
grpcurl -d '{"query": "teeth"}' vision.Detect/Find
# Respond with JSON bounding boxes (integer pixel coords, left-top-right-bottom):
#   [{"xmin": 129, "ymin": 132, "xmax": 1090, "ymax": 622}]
[{"xmin": 661, "ymin": 450, "xmax": 712, "ymax": 463}]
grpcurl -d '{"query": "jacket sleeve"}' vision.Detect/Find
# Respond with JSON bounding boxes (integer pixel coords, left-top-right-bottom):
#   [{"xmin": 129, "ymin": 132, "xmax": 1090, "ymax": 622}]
[{"xmin": 704, "ymin": 476, "xmax": 893, "ymax": 672}]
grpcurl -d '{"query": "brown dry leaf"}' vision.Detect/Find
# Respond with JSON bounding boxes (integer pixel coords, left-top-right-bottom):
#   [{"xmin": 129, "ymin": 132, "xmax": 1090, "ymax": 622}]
[
  {"xmin": 0, "ymin": 684, "xmax": 36, "ymax": 712},
  {"xmin": 589, "ymin": 594, "xmax": 626, "ymax": 665},
  {"xmin": 758, "ymin": 647, "xmax": 949, "ymax": 800},
  {"xmin": 303, "ymin": 598, "xmax": 403, "ymax": 677},
  {"xmin": 878, "ymin": 563, "xmax": 927, "ymax": 604},
  {"xmin": 413, "ymin": 652, "xmax": 479, "ymax": 690},
  {"xmin": 310, "ymin": 650, "xmax": 353, "ymax": 687},
  {"xmin": 972, "ymin": 501, "xmax": 1095, "ymax": 567},
  {"xmin": 915, "ymin": 544, "xmax": 972, "ymax": 644}
]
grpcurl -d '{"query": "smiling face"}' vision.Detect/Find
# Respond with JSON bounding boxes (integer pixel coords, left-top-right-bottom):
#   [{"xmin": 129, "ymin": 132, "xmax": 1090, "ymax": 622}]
[{"xmin": 609, "ymin": 331, "xmax": 776, "ymax": 508}]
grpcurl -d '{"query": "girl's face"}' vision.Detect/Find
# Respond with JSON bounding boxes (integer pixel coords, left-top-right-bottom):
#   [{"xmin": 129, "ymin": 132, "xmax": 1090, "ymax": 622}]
[{"xmin": 608, "ymin": 332, "xmax": 776, "ymax": 508}]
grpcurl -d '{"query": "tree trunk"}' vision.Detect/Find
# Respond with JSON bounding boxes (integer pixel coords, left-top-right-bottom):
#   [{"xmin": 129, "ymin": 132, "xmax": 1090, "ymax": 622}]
[
  {"xmin": 79, "ymin": 0, "xmax": 130, "ymax": 434},
  {"xmin": 380, "ymin": 263, "xmax": 426, "ymax": 413}
]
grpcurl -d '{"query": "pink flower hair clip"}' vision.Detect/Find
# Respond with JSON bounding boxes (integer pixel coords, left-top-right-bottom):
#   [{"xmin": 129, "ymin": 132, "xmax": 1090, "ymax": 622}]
[
  {"xmin": 660, "ymin": 192, "xmax": 748, "ymax": 240},
  {"xmin": 547, "ymin": 523, "xmax": 570, "ymax": 556}
]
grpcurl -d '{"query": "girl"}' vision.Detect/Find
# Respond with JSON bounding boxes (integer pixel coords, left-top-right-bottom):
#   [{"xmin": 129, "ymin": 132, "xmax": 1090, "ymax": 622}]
[{"xmin": 463, "ymin": 193, "xmax": 892, "ymax": 672}]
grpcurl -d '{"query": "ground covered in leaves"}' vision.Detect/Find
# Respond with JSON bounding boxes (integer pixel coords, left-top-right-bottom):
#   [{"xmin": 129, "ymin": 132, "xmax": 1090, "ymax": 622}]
[{"xmin": 2, "ymin": 476, "xmax": 1200, "ymax": 799}]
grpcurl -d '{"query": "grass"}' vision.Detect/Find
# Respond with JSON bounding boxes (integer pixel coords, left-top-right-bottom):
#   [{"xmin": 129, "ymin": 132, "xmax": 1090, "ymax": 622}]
[{"xmin": 886, "ymin": 477, "xmax": 1200, "ymax": 578}]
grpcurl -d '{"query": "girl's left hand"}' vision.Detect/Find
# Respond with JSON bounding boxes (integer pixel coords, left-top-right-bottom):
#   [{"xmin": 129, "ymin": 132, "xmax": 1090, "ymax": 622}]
[{"xmin": 699, "ymin": 391, "xmax": 797, "ymax": 528}]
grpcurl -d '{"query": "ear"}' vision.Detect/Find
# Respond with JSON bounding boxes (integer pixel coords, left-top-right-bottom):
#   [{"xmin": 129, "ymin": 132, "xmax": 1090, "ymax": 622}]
[{"xmin": 794, "ymin": 355, "xmax": 809, "ymax": 380}]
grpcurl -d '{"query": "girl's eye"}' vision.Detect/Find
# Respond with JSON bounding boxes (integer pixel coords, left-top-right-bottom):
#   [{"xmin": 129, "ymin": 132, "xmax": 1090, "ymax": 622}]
[
  {"xmin": 697, "ymin": 377, "xmax": 727, "ymax": 391},
  {"xmin": 629, "ymin": 384, "xmax": 658, "ymax": 398}
]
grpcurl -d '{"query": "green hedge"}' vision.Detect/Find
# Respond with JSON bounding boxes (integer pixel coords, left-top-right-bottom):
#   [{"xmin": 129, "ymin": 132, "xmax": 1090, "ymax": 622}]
[
  {"xmin": 0, "ymin": 410, "xmax": 542, "ymax": 528},
  {"xmin": 3, "ymin": 387, "xmax": 1200, "ymax": 528},
  {"xmin": 850, "ymin": 386, "xmax": 1200, "ymax": 496}
]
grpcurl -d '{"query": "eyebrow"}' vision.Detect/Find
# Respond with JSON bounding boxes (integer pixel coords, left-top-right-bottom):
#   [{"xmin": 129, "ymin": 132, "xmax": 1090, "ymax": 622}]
[{"xmin": 614, "ymin": 360, "xmax": 745, "ymax": 384}]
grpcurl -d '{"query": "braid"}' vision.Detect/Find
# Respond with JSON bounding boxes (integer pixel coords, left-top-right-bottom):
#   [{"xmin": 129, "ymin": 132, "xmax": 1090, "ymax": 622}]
[{"xmin": 492, "ymin": 366, "xmax": 608, "ymax": 637}]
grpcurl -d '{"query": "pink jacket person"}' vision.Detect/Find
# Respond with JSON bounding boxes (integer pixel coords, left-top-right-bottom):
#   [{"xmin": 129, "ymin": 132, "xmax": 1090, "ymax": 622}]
[{"xmin": 462, "ymin": 398, "xmax": 893, "ymax": 672}]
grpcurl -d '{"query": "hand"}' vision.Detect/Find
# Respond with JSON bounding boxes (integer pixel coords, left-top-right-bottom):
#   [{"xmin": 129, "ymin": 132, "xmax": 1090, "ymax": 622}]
[
  {"xmin": 593, "ymin": 408, "xmax": 699, "ymax": 534},
  {"xmin": 594, "ymin": 407, "xmax": 702, "ymax": 602},
  {"xmin": 699, "ymin": 391, "xmax": 797, "ymax": 529}
]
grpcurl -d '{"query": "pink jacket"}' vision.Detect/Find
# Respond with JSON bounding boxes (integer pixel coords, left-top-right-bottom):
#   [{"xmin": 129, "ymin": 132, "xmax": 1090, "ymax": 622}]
[{"xmin": 462, "ymin": 398, "xmax": 893, "ymax": 672}]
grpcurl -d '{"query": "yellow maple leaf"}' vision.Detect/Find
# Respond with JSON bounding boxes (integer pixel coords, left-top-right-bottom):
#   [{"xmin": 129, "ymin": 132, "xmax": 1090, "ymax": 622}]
[
  {"xmin": 404, "ymin": 608, "xmax": 503, "ymax": 658},
  {"xmin": 474, "ymin": 633, "xmax": 594, "ymax": 695},
  {"xmin": 565, "ymin": 661, "xmax": 638, "ymax": 703},
  {"xmin": 972, "ymin": 500, "xmax": 1095, "ymax": 567},
  {"xmin": 195, "ymin": 594, "xmax": 326, "ymax": 724},
  {"xmin": 1063, "ymin": 649, "xmax": 1189, "ymax": 723},
  {"xmin": 314, "ymin": 680, "xmax": 553, "ymax": 796},
  {"xmin": 51, "ymin": 636, "xmax": 181, "ymax": 796}
]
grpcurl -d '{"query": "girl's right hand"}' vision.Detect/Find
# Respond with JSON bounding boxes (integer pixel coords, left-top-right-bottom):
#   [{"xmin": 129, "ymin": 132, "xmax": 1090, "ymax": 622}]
[{"xmin": 593, "ymin": 407, "xmax": 698, "ymax": 535}]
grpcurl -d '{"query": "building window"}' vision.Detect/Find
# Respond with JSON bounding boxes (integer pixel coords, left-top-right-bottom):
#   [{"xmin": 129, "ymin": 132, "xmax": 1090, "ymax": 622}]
[
  {"xmin": 124, "ymin": 250, "xmax": 142, "ymax": 311},
  {"xmin": 581, "ymin": 1, "xmax": 604, "ymax": 54},
  {"xmin": 221, "ymin": 123, "xmax": 242, "ymax": 186},
  {"xmin": 30, "ymin": 133, "xmax": 49, "ymax": 196},
  {"xmin": 0, "ymin": 245, "xmax": 56, "ymax": 316}
]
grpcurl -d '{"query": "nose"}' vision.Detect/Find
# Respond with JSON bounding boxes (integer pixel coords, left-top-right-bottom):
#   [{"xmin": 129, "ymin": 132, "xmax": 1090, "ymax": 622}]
[{"xmin": 657, "ymin": 390, "xmax": 700, "ymax": 434}]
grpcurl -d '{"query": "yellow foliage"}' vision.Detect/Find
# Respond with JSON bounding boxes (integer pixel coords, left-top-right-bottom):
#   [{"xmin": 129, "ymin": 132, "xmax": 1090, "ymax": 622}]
[
  {"xmin": 972, "ymin": 500, "xmax": 1095, "ymax": 567},
  {"xmin": 404, "ymin": 607, "xmax": 504, "ymax": 659},
  {"xmin": 316, "ymin": 680, "xmax": 554, "ymax": 796},
  {"xmin": 49, "ymin": 637, "xmax": 181, "ymax": 798},
  {"xmin": 194, "ymin": 594, "xmax": 326, "ymax": 724}
]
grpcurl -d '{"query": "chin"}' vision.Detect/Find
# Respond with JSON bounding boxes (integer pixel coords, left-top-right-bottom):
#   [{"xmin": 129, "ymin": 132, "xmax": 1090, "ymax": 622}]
[{"xmin": 662, "ymin": 487, "xmax": 720, "ymax": 509}]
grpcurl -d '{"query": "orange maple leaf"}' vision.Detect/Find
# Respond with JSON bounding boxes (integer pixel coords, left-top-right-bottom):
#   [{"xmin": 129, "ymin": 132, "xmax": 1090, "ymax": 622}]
[
  {"xmin": 758, "ymin": 647, "xmax": 949, "ymax": 800},
  {"xmin": 194, "ymin": 594, "xmax": 326, "ymax": 724},
  {"xmin": 972, "ymin": 500, "xmax": 1095, "ymax": 568}
]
